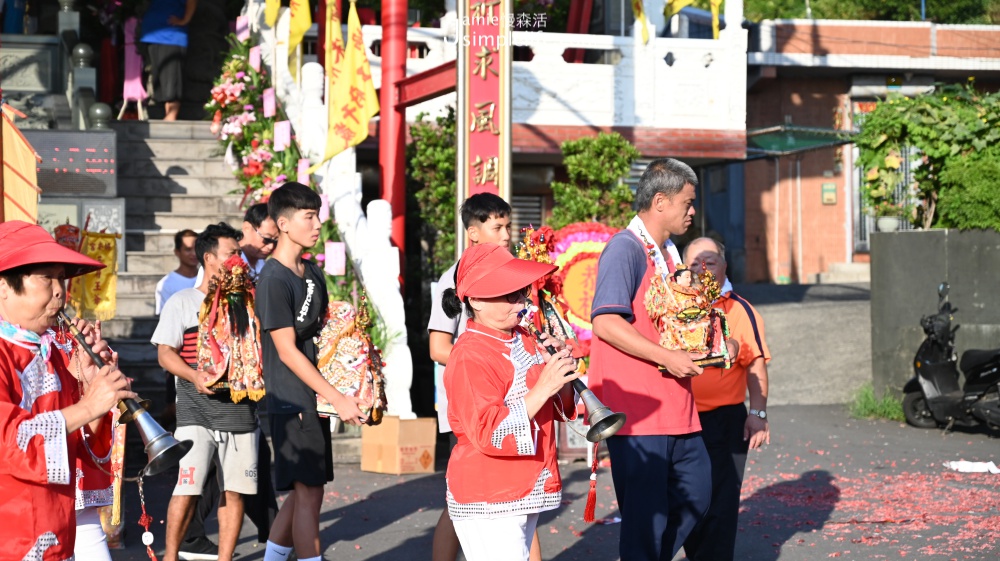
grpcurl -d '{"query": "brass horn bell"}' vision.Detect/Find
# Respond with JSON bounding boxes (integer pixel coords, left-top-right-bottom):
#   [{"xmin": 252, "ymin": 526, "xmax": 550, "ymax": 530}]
[
  {"xmin": 119, "ymin": 400, "xmax": 193, "ymax": 477},
  {"xmin": 573, "ymin": 381, "xmax": 627, "ymax": 442}
]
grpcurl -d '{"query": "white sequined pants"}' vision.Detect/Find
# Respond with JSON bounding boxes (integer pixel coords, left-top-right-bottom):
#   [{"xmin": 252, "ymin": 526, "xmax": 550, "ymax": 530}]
[
  {"xmin": 74, "ymin": 506, "xmax": 112, "ymax": 561},
  {"xmin": 452, "ymin": 513, "xmax": 539, "ymax": 561}
]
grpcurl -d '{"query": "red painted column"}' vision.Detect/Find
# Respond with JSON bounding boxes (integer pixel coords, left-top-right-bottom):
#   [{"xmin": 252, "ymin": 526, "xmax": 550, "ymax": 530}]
[{"xmin": 379, "ymin": 0, "xmax": 408, "ymax": 252}]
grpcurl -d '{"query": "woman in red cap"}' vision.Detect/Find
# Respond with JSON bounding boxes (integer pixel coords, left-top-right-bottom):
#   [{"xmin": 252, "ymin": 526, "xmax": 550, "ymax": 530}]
[
  {"xmin": 0, "ymin": 220, "xmax": 135, "ymax": 560},
  {"xmin": 441, "ymin": 243, "xmax": 582, "ymax": 560}
]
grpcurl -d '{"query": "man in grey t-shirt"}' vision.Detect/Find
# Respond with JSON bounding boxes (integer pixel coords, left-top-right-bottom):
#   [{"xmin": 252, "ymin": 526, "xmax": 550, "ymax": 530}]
[{"xmin": 152, "ymin": 223, "xmax": 258, "ymax": 561}]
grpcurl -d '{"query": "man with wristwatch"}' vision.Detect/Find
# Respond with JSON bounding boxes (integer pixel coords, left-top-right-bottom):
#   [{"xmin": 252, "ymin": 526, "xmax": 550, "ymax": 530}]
[{"xmin": 681, "ymin": 237, "xmax": 772, "ymax": 561}]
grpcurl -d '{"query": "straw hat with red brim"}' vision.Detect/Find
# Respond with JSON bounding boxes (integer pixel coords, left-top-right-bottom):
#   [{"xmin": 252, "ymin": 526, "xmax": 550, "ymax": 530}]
[
  {"xmin": 0, "ymin": 220, "xmax": 104, "ymax": 278},
  {"xmin": 456, "ymin": 243, "xmax": 557, "ymax": 300}
]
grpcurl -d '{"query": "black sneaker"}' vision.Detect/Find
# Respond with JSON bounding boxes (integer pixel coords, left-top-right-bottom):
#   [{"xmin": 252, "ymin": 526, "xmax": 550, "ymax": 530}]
[{"xmin": 179, "ymin": 537, "xmax": 219, "ymax": 561}]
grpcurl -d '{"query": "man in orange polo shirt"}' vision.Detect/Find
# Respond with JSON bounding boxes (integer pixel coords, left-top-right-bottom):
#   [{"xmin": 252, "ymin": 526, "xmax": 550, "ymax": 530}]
[{"xmin": 682, "ymin": 237, "xmax": 771, "ymax": 561}]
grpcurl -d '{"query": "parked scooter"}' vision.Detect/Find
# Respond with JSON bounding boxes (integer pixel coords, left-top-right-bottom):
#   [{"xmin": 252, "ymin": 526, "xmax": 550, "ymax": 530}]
[{"xmin": 903, "ymin": 282, "xmax": 1000, "ymax": 433}]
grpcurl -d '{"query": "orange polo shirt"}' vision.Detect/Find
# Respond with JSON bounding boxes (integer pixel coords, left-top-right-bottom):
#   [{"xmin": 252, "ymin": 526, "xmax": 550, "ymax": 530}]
[{"xmin": 691, "ymin": 292, "xmax": 771, "ymax": 413}]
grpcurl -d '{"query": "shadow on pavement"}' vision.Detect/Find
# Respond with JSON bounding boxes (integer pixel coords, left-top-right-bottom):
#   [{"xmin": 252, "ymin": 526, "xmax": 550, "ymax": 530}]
[
  {"xmin": 735, "ymin": 470, "xmax": 839, "ymax": 561},
  {"xmin": 316, "ymin": 470, "xmax": 444, "ymax": 560},
  {"xmin": 734, "ymin": 283, "xmax": 870, "ymax": 306}
]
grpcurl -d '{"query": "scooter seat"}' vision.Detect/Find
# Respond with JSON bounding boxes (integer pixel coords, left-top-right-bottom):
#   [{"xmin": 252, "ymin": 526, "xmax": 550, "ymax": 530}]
[{"xmin": 959, "ymin": 348, "xmax": 1000, "ymax": 373}]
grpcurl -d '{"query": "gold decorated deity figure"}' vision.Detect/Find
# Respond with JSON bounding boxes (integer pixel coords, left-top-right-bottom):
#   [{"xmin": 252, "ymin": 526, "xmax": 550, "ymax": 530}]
[{"xmin": 646, "ymin": 265, "xmax": 731, "ymax": 367}]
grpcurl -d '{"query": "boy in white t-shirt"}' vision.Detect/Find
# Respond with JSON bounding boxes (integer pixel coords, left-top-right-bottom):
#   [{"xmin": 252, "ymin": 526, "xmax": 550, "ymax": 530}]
[{"xmin": 155, "ymin": 229, "xmax": 200, "ymax": 314}]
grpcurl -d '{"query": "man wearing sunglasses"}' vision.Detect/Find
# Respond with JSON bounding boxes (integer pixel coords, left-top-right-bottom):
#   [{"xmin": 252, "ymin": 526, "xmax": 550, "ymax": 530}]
[{"xmin": 240, "ymin": 203, "xmax": 280, "ymax": 281}]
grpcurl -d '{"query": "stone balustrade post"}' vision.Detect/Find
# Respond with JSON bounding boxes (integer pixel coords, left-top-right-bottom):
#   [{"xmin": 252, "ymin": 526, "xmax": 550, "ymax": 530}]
[{"xmin": 88, "ymin": 103, "xmax": 112, "ymax": 130}]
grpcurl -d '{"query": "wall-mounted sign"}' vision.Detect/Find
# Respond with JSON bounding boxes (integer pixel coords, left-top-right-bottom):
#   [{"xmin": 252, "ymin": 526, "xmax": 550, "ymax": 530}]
[
  {"xmin": 821, "ymin": 182, "xmax": 837, "ymax": 205},
  {"xmin": 23, "ymin": 130, "xmax": 117, "ymax": 197},
  {"xmin": 456, "ymin": 0, "xmax": 512, "ymax": 253}
]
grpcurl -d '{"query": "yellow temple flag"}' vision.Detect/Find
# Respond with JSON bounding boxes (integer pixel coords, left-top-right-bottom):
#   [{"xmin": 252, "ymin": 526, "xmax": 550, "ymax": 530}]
[
  {"xmin": 288, "ymin": 0, "xmax": 312, "ymax": 54},
  {"xmin": 632, "ymin": 1, "xmax": 649, "ymax": 44},
  {"xmin": 664, "ymin": 0, "xmax": 695, "ymax": 20},
  {"xmin": 70, "ymin": 231, "xmax": 119, "ymax": 321},
  {"xmin": 2, "ymin": 109, "xmax": 41, "ymax": 223},
  {"xmin": 309, "ymin": 0, "xmax": 380, "ymax": 173},
  {"xmin": 265, "ymin": 0, "xmax": 280, "ymax": 27},
  {"xmin": 711, "ymin": 0, "xmax": 723, "ymax": 39}
]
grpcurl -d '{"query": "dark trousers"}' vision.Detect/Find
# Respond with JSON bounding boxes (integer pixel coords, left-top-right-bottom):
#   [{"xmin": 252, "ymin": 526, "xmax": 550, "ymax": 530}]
[
  {"xmin": 184, "ymin": 427, "xmax": 278, "ymax": 543},
  {"xmin": 683, "ymin": 404, "xmax": 750, "ymax": 561},
  {"xmin": 607, "ymin": 433, "xmax": 711, "ymax": 561}
]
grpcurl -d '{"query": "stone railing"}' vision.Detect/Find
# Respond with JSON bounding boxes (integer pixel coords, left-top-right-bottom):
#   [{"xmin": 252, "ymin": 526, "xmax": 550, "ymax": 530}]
[
  {"xmin": 317, "ymin": 24, "xmax": 748, "ymax": 131},
  {"xmin": 59, "ymin": 0, "xmax": 108, "ymax": 129},
  {"xmin": 296, "ymin": 20, "xmax": 748, "ymax": 130}
]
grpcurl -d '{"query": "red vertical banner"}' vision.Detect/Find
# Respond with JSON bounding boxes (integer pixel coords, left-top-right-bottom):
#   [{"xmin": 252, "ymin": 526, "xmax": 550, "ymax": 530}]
[{"xmin": 457, "ymin": 0, "xmax": 512, "ymax": 232}]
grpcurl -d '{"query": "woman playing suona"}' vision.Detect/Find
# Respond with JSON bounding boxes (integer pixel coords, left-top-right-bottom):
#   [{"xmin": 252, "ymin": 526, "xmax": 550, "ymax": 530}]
[
  {"xmin": 441, "ymin": 243, "xmax": 581, "ymax": 561},
  {"xmin": 0, "ymin": 220, "xmax": 135, "ymax": 560}
]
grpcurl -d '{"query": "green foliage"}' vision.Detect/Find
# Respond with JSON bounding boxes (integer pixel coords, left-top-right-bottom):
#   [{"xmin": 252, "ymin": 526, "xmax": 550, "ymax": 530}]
[
  {"xmin": 743, "ymin": 0, "xmax": 997, "ymax": 22},
  {"xmin": 849, "ymin": 383, "xmax": 905, "ymax": 422},
  {"xmin": 937, "ymin": 146, "xmax": 1000, "ymax": 230},
  {"xmin": 407, "ymin": 107, "xmax": 457, "ymax": 279},
  {"xmin": 549, "ymin": 133, "xmax": 641, "ymax": 230},
  {"xmin": 854, "ymin": 81, "xmax": 1000, "ymax": 230}
]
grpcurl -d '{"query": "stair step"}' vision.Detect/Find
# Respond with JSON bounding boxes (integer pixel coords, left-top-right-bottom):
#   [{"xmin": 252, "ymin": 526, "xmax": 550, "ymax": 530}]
[
  {"xmin": 107, "ymin": 338, "xmax": 159, "ymax": 363},
  {"xmin": 110, "ymin": 120, "xmax": 216, "ymax": 141},
  {"xmin": 117, "ymin": 271, "xmax": 167, "ymax": 293},
  {"xmin": 124, "ymin": 195, "xmax": 245, "ymax": 217},
  {"xmin": 117, "ymin": 176, "xmax": 239, "ymax": 197},
  {"xmin": 100, "ymin": 316, "xmax": 160, "ymax": 339},
  {"xmin": 118, "ymin": 158, "xmax": 235, "ymax": 180},
  {"xmin": 817, "ymin": 262, "xmax": 871, "ymax": 284},
  {"xmin": 116, "ymin": 293, "xmax": 158, "ymax": 317},
  {"xmin": 126, "ymin": 252, "xmax": 190, "ymax": 274},
  {"xmin": 117, "ymin": 139, "xmax": 222, "ymax": 160},
  {"xmin": 126, "ymin": 211, "xmax": 243, "ymax": 232}
]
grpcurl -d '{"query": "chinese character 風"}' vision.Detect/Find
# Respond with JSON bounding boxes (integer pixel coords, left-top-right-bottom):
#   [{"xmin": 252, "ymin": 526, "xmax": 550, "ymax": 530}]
[{"xmin": 470, "ymin": 101, "xmax": 500, "ymax": 135}]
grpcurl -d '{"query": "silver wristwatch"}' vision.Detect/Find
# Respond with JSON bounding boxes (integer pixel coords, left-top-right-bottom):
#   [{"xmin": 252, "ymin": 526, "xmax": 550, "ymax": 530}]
[{"xmin": 749, "ymin": 408, "xmax": 767, "ymax": 420}]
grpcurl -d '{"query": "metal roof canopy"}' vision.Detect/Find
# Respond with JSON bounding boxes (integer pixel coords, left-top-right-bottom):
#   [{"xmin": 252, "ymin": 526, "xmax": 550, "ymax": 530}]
[{"xmin": 746, "ymin": 124, "xmax": 856, "ymax": 159}]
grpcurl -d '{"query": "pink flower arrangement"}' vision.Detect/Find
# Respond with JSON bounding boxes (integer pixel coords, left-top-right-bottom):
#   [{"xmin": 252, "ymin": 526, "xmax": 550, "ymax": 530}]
[
  {"xmin": 210, "ymin": 79, "xmax": 246, "ymax": 108},
  {"xmin": 220, "ymin": 111, "xmax": 256, "ymax": 140}
]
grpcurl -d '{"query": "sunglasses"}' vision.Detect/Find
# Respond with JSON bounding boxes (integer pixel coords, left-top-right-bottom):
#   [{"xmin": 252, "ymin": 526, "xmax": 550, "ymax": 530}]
[
  {"xmin": 256, "ymin": 229, "xmax": 278, "ymax": 246},
  {"xmin": 502, "ymin": 286, "xmax": 531, "ymax": 304}
]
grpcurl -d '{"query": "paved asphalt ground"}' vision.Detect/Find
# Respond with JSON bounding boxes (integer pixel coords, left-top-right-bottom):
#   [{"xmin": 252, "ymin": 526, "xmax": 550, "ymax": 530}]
[
  {"xmin": 109, "ymin": 284, "xmax": 999, "ymax": 560},
  {"xmin": 110, "ymin": 405, "xmax": 999, "ymax": 561}
]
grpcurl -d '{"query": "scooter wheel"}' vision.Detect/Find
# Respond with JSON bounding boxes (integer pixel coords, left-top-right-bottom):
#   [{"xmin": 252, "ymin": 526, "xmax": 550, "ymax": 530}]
[{"xmin": 902, "ymin": 392, "xmax": 938, "ymax": 429}]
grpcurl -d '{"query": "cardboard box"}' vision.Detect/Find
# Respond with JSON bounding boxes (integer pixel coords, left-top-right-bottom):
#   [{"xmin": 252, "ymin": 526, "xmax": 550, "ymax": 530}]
[{"xmin": 361, "ymin": 416, "xmax": 437, "ymax": 474}]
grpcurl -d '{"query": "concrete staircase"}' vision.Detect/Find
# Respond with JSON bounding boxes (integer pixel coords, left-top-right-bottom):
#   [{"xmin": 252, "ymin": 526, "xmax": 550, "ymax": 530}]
[
  {"xmin": 105, "ymin": 120, "xmax": 243, "ymax": 417},
  {"xmin": 815, "ymin": 262, "xmax": 871, "ymax": 284},
  {"xmin": 105, "ymin": 120, "xmax": 363, "ymax": 461}
]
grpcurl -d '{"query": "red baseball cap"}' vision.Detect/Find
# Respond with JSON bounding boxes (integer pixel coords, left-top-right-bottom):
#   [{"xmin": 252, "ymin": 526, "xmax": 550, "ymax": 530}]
[
  {"xmin": 456, "ymin": 243, "xmax": 557, "ymax": 300},
  {"xmin": 0, "ymin": 220, "xmax": 105, "ymax": 278}
]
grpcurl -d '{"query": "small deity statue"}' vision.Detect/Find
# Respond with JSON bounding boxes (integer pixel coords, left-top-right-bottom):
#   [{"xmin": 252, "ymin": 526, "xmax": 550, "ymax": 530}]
[{"xmin": 646, "ymin": 265, "xmax": 731, "ymax": 367}]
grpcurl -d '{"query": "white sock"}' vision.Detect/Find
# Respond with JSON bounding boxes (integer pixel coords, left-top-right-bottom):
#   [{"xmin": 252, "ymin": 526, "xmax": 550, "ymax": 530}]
[
  {"xmin": 299, "ymin": 557, "xmax": 322, "ymax": 561},
  {"xmin": 263, "ymin": 541, "xmax": 293, "ymax": 561}
]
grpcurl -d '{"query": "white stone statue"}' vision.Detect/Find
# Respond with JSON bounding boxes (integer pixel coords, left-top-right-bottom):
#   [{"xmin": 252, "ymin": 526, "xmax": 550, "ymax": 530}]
[{"xmin": 319, "ymin": 154, "xmax": 416, "ymax": 420}]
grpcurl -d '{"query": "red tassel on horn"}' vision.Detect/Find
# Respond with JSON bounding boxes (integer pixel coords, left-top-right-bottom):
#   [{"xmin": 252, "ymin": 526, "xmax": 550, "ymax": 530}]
[{"xmin": 583, "ymin": 442, "xmax": 599, "ymax": 523}]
